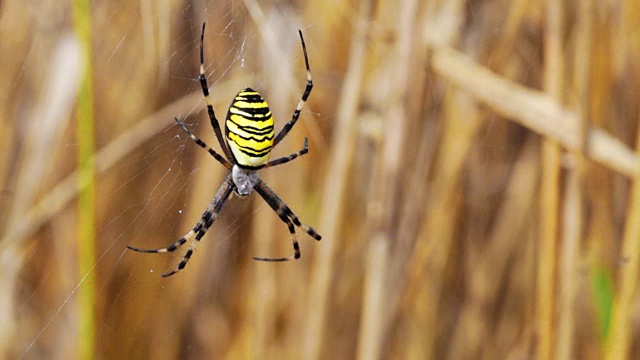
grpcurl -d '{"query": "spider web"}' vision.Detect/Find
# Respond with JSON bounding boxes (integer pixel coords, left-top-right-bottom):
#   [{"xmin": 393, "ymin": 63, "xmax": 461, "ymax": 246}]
[{"xmin": 12, "ymin": 1, "xmax": 321, "ymax": 358}]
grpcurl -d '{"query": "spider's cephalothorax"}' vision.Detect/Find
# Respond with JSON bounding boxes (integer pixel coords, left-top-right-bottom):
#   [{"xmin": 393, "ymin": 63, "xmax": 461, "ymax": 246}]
[
  {"xmin": 231, "ymin": 165, "xmax": 259, "ymax": 197},
  {"xmin": 127, "ymin": 23, "xmax": 321, "ymax": 277},
  {"xmin": 226, "ymin": 88, "xmax": 275, "ymax": 169}
]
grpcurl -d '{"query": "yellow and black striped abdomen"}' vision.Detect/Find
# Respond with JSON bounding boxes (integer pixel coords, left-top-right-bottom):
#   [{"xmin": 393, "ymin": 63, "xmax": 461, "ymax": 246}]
[{"xmin": 225, "ymin": 88, "xmax": 275, "ymax": 168}]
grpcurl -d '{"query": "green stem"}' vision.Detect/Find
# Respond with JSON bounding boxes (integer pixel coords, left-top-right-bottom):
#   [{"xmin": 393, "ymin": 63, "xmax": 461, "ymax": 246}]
[{"xmin": 73, "ymin": 0, "xmax": 96, "ymax": 358}]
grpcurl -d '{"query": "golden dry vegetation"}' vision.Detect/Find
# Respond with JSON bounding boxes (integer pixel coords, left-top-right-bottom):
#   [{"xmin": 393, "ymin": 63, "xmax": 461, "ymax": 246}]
[{"xmin": 1, "ymin": 0, "xmax": 640, "ymax": 359}]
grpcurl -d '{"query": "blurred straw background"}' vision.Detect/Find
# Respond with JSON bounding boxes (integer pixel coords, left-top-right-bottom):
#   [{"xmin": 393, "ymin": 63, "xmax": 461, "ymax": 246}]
[{"xmin": 1, "ymin": 0, "xmax": 640, "ymax": 358}]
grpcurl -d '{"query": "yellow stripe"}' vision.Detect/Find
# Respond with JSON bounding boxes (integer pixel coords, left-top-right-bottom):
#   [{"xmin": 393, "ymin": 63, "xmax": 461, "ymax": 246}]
[
  {"xmin": 237, "ymin": 91, "xmax": 260, "ymax": 97},
  {"xmin": 228, "ymin": 132, "xmax": 273, "ymax": 152},
  {"xmin": 232, "ymin": 151, "xmax": 270, "ymax": 167},
  {"xmin": 226, "ymin": 121, "xmax": 274, "ymax": 139},
  {"xmin": 229, "ymin": 114, "xmax": 273, "ymax": 128},
  {"xmin": 234, "ymin": 100, "xmax": 269, "ymax": 109}
]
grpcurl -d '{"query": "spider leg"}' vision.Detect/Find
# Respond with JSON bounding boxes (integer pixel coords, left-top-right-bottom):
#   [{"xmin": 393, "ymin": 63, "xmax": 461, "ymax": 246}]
[
  {"xmin": 162, "ymin": 175, "xmax": 234, "ymax": 277},
  {"xmin": 199, "ymin": 22, "xmax": 234, "ymax": 162},
  {"xmin": 252, "ymin": 209, "xmax": 300, "ymax": 262},
  {"xmin": 127, "ymin": 174, "xmax": 234, "ymax": 277},
  {"xmin": 272, "ymin": 30, "xmax": 313, "ymax": 148},
  {"xmin": 252, "ymin": 179, "xmax": 321, "ymax": 261},
  {"xmin": 175, "ymin": 118, "xmax": 232, "ymax": 169},
  {"xmin": 263, "ymin": 137, "xmax": 308, "ymax": 169}
]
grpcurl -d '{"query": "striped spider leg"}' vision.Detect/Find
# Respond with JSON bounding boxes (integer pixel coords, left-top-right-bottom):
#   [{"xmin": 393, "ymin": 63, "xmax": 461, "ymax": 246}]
[{"xmin": 127, "ymin": 175, "xmax": 234, "ymax": 277}]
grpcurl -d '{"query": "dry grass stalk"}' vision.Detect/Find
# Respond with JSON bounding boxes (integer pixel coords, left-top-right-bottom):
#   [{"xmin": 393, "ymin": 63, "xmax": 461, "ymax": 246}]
[{"xmin": 537, "ymin": 0, "xmax": 563, "ymax": 358}]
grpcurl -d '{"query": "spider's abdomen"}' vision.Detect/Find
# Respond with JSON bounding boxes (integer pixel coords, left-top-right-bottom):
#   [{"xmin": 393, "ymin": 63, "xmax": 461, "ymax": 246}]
[{"xmin": 225, "ymin": 88, "xmax": 275, "ymax": 168}]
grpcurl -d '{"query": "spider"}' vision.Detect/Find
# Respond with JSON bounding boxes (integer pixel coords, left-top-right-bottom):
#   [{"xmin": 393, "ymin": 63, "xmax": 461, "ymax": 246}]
[{"xmin": 127, "ymin": 23, "xmax": 321, "ymax": 277}]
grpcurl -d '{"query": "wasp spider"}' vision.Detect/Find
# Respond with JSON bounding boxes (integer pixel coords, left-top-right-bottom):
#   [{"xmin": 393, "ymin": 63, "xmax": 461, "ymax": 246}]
[{"xmin": 127, "ymin": 23, "xmax": 321, "ymax": 277}]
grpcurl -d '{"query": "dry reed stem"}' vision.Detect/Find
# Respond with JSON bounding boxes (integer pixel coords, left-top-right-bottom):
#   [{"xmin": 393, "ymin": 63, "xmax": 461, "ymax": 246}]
[
  {"xmin": 448, "ymin": 138, "xmax": 539, "ymax": 359},
  {"xmin": 383, "ymin": 118, "xmax": 438, "ymax": 333},
  {"xmin": 381, "ymin": 0, "xmax": 443, "ymax": 345},
  {"xmin": 605, "ymin": 3, "xmax": 640, "ymax": 356},
  {"xmin": 604, "ymin": 3, "xmax": 640, "ymax": 357},
  {"xmin": 303, "ymin": 1, "xmax": 374, "ymax": 358},
  {"xmin": 555, "ymin": 0, "xmax": 593, "ymax": 359},
  {"xmin": 0, "ymin": 35, "xmax": 81, "ymax": 354},
  {"xmin": 404, "ymin": 89, "xmax": 482, "ymax": 358},
  {"xmin": 537, "ymin": 0, "xmax": 563, "ymax": 358},
  {"xmin": 557, "ymin": 0, "xmax": 592, "ymax": 357},
  {"xmin": 556, "ymin": 163, "xmax": 582, "ymax": 360},
  {"xmin": 486, "ymin": 0, "xmax": 532, "ymax": 69},
  {"xmin": 399, "ymin": 2, "xmax": 469, "ymax": 358},
  {"xmin": 607, "ymin": 106, "xmax": 640, "ymax": 360},
  {"xmin": 423, "ymin": 0, "xmax": 466, "ymax": 48},
  {"xmin": 356, "ymin": 0, "xmax": 419, "ymax": 357},
  {"xmin": 431, "ymin": 46, "xmax": 640, "ymax": 179},
  {"xmin": 357, "ymin": 234, "xmax": 388, "ymax": 360}
]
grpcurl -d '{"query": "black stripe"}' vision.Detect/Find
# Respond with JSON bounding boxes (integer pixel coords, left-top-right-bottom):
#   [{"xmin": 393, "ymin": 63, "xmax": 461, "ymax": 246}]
[
  {"xmin": 236, "ymin": 88, "xmax": 264, "ymax": 102},
  {"xmin": 228, "ymin": 139, "xmax": 272, "ymax": 157},
  {"xmin": 227, "ymin": 128, "xmax": 274, "ymax": 142},
  {"xmin": 229, "ymin": 140, "xmax": 272, "ymax": 154},
  {"xmin": 234, "ymin": 147, "xmax": 271, "ymax": 158},
  {"xmin": 235, "ymin": 93, "xmax": 265, "ymax": 102},
  {"xmin": 228, "ymin": 133, "xmax": 274, "ymax": 145},
  {"xmin": 231, "ymin": 105, "xmax": 271, "ymax": 117},
  {"xmin": 227, "ymin": 108, "xmax": 272, "ymax": 123},
  {"xmin": 235, "ymin": 124, "xmax": 274, "ymax": 135}
]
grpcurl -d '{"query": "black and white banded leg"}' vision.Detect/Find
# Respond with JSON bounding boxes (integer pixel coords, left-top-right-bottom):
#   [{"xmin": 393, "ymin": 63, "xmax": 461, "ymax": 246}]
[
  {"xmin": 263, "ymin": 137, "xmax": 309, "ymax": 169},
  {"xmin": 252, "ymin": 179, "xmax": 321, "ymax": 261},
  {"xmin": 127, "ymin": 174, "xmax": 234, "ymax": 277},
  {"xmin": 198, "ymin": 23, "xmax": 234, "ymax": 162},
  {"xmin": 272, "ymin": 30, "xmax": 313, "ymax": 148},
  {"xmin": 174, "ymin": 117, "xmax": 232, "ymax": 169}
]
